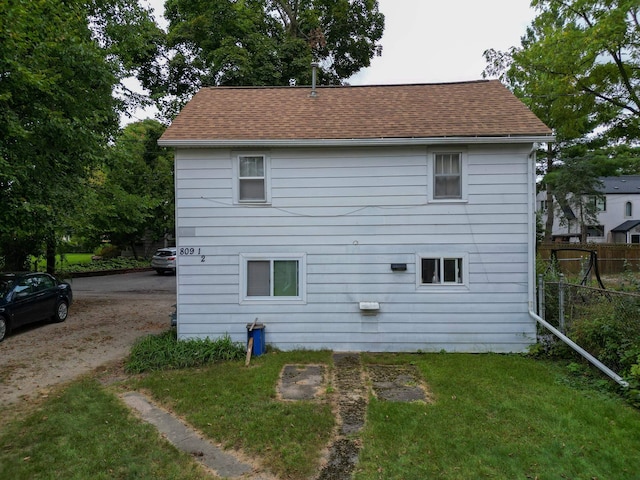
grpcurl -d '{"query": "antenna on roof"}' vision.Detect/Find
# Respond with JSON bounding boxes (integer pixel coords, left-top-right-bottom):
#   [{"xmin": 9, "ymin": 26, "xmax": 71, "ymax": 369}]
[{"xmin": 310, "ymin": 62, "xmax": 319, "ymax": 97}]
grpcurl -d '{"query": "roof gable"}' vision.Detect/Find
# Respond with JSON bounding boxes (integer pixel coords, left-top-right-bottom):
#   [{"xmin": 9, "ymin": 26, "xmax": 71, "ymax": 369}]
[{"xmin": 160, "ymin": 80, "xmax": 552, "ymax": 145}]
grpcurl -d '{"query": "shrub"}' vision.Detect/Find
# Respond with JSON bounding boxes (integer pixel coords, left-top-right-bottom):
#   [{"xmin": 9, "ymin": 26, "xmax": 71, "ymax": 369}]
[
  {"xmin": 569, "ymin": 296, "xmax": 640, "ymax": 375},
  {"xmin": 126, "ymin": 330, "xmax": 246, "ymax": 373},
  {"xmin": 95, "ymin": 244, "xmax": 120, "ymax": 258}
]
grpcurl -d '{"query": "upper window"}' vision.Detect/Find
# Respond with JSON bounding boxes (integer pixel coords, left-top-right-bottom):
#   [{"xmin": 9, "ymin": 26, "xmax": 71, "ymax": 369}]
[
  {"xmin": 590, "ymin": 195, "xmax": 606, "ymax": 212},
  {"xmin": 434, "ymin": 153, "xmax": 461, "ymax": 199},
  {"xmin": 417, "ymin": 254, "xmax": 467, "ymax": 288},
  {"xmin": 240, "ymin": 254, "xmax": 306, "ymax": 303},
  {"xmin": 626, "ymin": 201, "xmax": 632, "ymax": 217},
  {"xmin": 237, "ymin": 155, "xmax": 268, "ymax": 203}
]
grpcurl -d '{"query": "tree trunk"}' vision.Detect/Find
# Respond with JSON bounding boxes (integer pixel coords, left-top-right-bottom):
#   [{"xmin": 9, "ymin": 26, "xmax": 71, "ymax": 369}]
[
  {"xmin": 46, "ymin": 234, "xmax": 56, "ymax": 275},
  {"xmin": 3, "ymin": 248, "xmax": 29, "ymax": 271}
]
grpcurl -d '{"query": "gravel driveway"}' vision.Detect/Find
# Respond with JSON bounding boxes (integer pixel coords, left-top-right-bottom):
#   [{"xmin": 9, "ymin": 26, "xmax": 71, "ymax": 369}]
[{"xmin": 0, "ymin": 271, "xmax": 176, "ymax": 407}]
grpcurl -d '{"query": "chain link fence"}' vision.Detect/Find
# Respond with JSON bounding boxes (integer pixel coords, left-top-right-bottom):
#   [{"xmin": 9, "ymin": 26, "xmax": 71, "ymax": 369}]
[{"xmin": 537, "ymin": 271, "xmax": 640, "ymax": 384}]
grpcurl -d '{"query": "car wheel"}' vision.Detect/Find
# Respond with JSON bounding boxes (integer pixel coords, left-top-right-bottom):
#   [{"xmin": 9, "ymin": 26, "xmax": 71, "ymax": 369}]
[
  {"xmin": 155, "ymin": 269, "xmax": 164, "ymax": 275},
  {"xmin": 53, "ymin": 300, "xmax": 69, "ymax": 323},
  {"xmin": 0, "ymin": 316, "xmax": 9, "ymax": 342}
]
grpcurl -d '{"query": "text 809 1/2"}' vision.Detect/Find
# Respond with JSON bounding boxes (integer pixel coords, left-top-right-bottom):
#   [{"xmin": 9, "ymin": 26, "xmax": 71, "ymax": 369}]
[{"xmin": 179, "ymin": 247, "xmax": 201, "ymax": 255}]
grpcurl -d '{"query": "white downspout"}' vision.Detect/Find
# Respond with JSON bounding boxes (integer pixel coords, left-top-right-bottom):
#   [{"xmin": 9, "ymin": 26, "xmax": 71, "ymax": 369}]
[
  {"xmin": 528, "ymin": 310, "xmax": 628, "ymax": 388},
  {"xmin": 527, "ymin": 145, "xmax": 628, "ymax": 388}
]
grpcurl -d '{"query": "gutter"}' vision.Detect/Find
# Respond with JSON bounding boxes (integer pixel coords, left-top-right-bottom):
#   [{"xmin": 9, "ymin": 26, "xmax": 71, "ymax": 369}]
[
  {"xmin": 158, "ymin": 135, "xmax": 555, "ymax": 148},
  {"xmin": 528, "ymin": 310, "xmax": 629, "ymax": 388}
]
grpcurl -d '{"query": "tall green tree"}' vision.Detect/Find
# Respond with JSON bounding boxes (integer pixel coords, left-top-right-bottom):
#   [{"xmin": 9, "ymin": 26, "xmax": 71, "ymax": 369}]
[
  {"xmin": 82, "ymin": 120, "xmax": 174, "ymax": 258},
  {"xmin": 156, "ymin": 0, "xmax": 384, "ymax": 117},
  {"xmin": 0, "ymin": 0, "xmax": 164, "ymax": 272},
  {"xmin": 484, "ymin": 0, "xmax": 640, "ymax": 242}
]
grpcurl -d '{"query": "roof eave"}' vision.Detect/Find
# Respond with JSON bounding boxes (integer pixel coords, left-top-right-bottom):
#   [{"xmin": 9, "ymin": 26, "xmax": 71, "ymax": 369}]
[{"xmin": 158, "ymin": 135, "xmax": 555, "ymax": 148}]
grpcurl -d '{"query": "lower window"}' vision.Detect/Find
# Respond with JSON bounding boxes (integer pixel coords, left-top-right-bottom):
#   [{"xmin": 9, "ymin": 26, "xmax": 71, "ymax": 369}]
[
  {"xmin": 418, "ymin": 255, "xmax": 466, "ymax": 286},
  {"xmin": 241, "ymin": 254, "xmax": 306, "ymax": 303}
]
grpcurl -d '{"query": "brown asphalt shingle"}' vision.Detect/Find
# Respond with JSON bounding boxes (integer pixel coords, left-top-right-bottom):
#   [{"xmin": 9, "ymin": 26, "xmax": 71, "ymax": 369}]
[{"xmin": 160, "ymin": 80, "xmax": 552, "ymax": 142}]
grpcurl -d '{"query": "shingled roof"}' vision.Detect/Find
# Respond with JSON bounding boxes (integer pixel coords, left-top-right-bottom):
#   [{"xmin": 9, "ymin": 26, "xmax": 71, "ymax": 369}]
[{"xmin": 159, "ymin": 80, "xmax": 552, "ymax": 145}]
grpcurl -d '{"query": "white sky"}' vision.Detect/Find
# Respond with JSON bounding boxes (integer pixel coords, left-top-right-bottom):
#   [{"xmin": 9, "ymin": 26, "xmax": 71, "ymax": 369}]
[{"xmin": 144, "ymin": 0, "xmax": 535, "ymax": 85}]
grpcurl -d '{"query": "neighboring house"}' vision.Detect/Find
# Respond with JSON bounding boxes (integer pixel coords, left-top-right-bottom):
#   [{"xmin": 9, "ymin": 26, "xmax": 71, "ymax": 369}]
[
  {"xmin": 159, "ymin": 80, "xmax": 553, "ymax": 353},
  {"xmin": 537, "ymin": 175, "xmax": 640, "ymax": 243}
]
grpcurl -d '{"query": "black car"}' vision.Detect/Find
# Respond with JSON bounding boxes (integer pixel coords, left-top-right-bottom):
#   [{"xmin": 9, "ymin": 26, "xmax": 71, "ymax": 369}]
[{"xmin": 0, "ymin": 272, "xmax": 73, "ymax": 342}]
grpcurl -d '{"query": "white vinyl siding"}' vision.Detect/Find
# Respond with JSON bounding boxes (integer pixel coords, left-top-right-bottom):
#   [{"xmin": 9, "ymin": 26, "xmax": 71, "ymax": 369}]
[{"xmin": 174, "ymin": 144, "xmax": 535, "ymax": 353}]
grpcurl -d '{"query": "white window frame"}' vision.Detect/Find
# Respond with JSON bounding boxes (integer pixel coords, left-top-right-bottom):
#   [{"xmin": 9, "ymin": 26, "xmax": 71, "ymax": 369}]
[
  {"xmin": 416, "ymin": 253, "xmax": 469, "ymax": 290},
  {"xmin": 625, "ymin": 201, "xmax": 632, "ymax": 217},
  {"xmin": 428, "ymin": 149, "xmax": 468, "ymax": 202},
  {"xmin": 232, "ymin": 153, "xmax": 271, "ymax": 204},
  {"xmin": 239, "ymin": 253, "xmax": 306, "ymax": 304}
]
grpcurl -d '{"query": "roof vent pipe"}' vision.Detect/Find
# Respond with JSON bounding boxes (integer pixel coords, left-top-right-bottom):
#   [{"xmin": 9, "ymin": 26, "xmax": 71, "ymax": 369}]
[{"xmin": 310, "ymin": 62, "xmax": 319, "ymax": 97}]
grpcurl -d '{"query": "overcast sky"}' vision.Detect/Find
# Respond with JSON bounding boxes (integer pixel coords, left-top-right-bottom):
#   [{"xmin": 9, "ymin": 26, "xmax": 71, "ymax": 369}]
[{"xmin": 144, "ymin": 0, "xmax": 535, "ymax": 85}]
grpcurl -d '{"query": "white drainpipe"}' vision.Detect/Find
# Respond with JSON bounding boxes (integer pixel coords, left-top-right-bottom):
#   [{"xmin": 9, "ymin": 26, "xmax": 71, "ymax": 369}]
[
  {"xmin": 528, "ymin": 310, "xmax": 629, "ymax": 388},
  {"xmin": 526, "ymin": 146, "xmax": 627, "ymax": 388}
]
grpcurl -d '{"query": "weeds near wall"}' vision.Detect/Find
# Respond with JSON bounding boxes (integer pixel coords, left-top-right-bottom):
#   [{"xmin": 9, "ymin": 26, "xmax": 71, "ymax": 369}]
[
  {"xmin": 536, "ymin": 260, "xmax": 640, "ymax": 405},
  {"xmin": 126, "ymin": 329, "xmax": 246, "ymax": 373}
]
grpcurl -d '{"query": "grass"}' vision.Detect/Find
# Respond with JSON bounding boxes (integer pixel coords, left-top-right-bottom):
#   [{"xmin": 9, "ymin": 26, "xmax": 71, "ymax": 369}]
[
  {"xmin": 125, "ymin": 330, "xmax": 246, "ymax": 373},
  {"xmin": 27, "ymin": 253, "xmax": 151, "ymax": 276},
  {"xmin": 356, "ymin": 353, "xmax": 640, "ymax": 479},
  {"xmin": 126, "ymin": 349, "xmax": 336, "ymax": 479},
  {"xmin": 2, "ymin": 351, "xmax": 639, "ymax": 479},
  {"xmin": 0, "ymin": 378, "xmax": 211, "ymax": 480}
]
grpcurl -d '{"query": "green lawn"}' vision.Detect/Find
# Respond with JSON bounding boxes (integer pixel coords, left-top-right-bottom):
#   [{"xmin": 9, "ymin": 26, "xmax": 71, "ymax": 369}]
[
  {"xmin": 1, "ymin": 352, "xmax": 639, "ymax": 479},
  {"xmin": 31, "ymin": 253, "xmax": 93, "ymax": 271}
]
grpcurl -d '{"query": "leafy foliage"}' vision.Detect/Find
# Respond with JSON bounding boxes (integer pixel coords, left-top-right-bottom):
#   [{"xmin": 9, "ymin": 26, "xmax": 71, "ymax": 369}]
[
  {"xmin": 483, "ymin": 0, "xmax": 640, "ymax": 241},
  {"xmin": 80, "ymin": 119, "xmax": 174, "ymax": 257},
  {"xmin": 156, "ymin": 0, "xmax": 385, "ymax": 117},
  {"xmin": 126, "ymin": 330, "xmax": 246, "ymax": 373},
  {"xmin": 0, "ymin": 0, "xmax": 165, "ymax": 271}
]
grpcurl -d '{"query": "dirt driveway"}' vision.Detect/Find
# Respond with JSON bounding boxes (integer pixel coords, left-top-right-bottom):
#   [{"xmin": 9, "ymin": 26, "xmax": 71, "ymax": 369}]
[{"xmin": 0, "ymin": 271, "xmax": 176, "ymax": 407}]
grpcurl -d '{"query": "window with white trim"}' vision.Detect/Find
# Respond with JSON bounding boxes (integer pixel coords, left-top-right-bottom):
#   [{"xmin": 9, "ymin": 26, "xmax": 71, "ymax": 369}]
[
  {"xmin": 240, "ymin": 254, "xmax": 306, "ymax": 303},
  {"xmin": 417, "ymin": 254, "xmax": 467, "ymax": 287},
  {"xmin": 434, "ymin": 153, "xmax": 461, "ymax": 199},
  {"xmin": 626, "ymin": 201, "xmax": 632, "ymax": 217},
  {"xmin": 590, "ymin": 195, "xmax": 606, "ymax": 212},
  {"xmin": 238, "ymin": 155, "xmax": 267, "ymax": 202}
]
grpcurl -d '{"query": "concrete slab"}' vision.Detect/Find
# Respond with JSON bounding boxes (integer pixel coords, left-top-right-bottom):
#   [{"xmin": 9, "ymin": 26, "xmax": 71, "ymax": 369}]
[
  {"xmin": 367, "ymin": 364, "xmax": 432, "ymax": 403},
  {"xmin": 122, "ymin": 392, "xmax": 264, "ymax": 478},
  {"xmin": 277, "ymin": 364, "xmax": 326, "ymax": 400}
]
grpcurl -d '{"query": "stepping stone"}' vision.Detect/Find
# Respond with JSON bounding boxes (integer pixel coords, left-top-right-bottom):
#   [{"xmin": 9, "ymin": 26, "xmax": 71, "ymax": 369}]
[
  {"xmin": 278, "ymin": 364, "xmax": 326, "ymax": 400},
  {"xmin": 367, "ymin": 364, "xmax": 431, "ymax": 402}
]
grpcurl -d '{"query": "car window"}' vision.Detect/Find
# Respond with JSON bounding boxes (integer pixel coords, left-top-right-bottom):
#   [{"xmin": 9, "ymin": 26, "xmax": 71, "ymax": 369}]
[
  {"xmin": 0, "ymin": 279, "xmax": 14, "ymax": 299},
  {"xmin": 32, "ymin": 274, "xmax": 55, "ymax": 291},
  {"xmin": 14, "ymin": 279, "xmax": 33, "ymax": 296}
]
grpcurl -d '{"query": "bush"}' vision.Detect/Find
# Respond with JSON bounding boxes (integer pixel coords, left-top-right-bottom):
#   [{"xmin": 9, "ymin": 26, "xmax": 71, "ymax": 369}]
[
  {"xmin": 95, "ymin": 244, "xmax": 121, "ymax": 258},
  {"xmin": 57, "ymin": 257, "xmax": 150, "ymax": 276},
  {"xmin": 569, "ymin": 296, "xmax": 640, "ymax": 375},
  {"xmin": 126, "ymin": 330, "xmax": 246, "ymax": 373}
]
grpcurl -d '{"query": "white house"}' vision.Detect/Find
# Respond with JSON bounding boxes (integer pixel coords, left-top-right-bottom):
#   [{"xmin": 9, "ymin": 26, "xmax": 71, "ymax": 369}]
[
  {"xmin": 537, "ymin": 175, "xmax": 640, "ymax": 243},
  {"xmin": 159, "ymin": 80, "xmax": 553, "ymax": 353}
]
